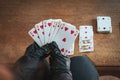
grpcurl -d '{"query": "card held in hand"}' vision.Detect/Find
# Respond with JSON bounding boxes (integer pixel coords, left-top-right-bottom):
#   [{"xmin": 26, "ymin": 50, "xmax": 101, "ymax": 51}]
[
  {"xmin": 28, "ymin": 27, "xmax": 42, "ymax": 47},
  {"xmin": 28, "ymin": 19, "xmax": 79, "ymax": 55}
]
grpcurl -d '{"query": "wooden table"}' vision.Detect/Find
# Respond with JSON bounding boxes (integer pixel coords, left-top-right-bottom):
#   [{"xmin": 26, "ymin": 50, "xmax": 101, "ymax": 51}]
[{"xmin": 0, "ymin": 0, "xmax": 120, "ymax": 66}]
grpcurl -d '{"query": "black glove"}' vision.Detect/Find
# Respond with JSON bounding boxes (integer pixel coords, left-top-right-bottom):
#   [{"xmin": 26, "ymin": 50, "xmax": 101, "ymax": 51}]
[
  {"xmin": 14, "ymin": 42, "xmax": 51, "ymax": 80},
  {"xmin": 25, "ymin": 42, "xmax": 51, "ymax": 60},
  {"xmin": 49, "ymin": 41, "xmax": 71, "ymax": 75}
]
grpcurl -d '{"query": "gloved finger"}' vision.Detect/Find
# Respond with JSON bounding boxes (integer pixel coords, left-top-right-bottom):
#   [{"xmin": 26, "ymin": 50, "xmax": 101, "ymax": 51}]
[
  {"xmin": 50, "ymin": 41, "xmax": 59, "ymax": 50},
  {"xmin": 51, "ymin": 41, "xmax": 60, "ymax": 50},
  {"xmin": 50, "ymin": 41, "xmax": 66, "ymax": 57},
  {"xmin": 33, "ymin": 42, "xmax": 40, "ymax": 49},
  {"xmin": 25, "ymin": 42, "xmax": 40, "ymax": 56}
]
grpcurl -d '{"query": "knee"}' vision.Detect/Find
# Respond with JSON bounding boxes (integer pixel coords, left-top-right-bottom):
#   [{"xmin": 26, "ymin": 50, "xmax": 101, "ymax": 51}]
[
  {"xmin": 70, "ymin": 56, "xmax": 99, "ymax": 80},
  {"xmin": 70, "ymin": 56, "xmax": 92, "ymax": 64}
]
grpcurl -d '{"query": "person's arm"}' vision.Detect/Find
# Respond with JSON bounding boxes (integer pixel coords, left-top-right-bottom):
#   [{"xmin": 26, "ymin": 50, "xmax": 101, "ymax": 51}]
[
  {"xmin": 49, "ymin": 42, "xmax": 73, "ymax": 80},
  {"xmin": 13, "ymin": 42, "xmax": 51, "ymax": 80}
]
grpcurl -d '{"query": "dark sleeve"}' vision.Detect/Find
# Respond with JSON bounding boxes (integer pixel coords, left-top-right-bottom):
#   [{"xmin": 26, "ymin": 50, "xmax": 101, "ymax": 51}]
[
  {"xmin": 13, "ymin": 56, "xmax": 40, "ymax": 80},
  {"xmin": 52, "ymin": 73, "xmax": 72, "ymax": 80},
  {"xmin": 49, "ymin": 42, "xmax": 73, "ymax": 80},
  {"xmin": 13, "ymin": 43, "xmax": 40, "ymax": 80}
]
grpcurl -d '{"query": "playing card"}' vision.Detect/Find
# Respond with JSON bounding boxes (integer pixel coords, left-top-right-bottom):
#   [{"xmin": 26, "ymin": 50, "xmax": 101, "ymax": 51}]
[
  {"xmin": 79, "ymin": 25, "xmax": 94, "ymax": 52},
  {"xmin": 79, "ymin": 26, "xmax": 93, "ymax": 40},
  {"xmin": 53, "ymin": 22, "xmax": 79, "ymax": 55},
  {"xmin": 65, "ymin": 25, "xmax": 79, "ymax": 55},
  {"xmin": 42, "ymin": 19, "xmax": 53, "ymax": 44},
  {"xmin": 49, "ymin": 19, "xmax": 62, "ymax": 42},
  {"xmin": 35, "ymin": 22, "xmax": 45, "ymax": 45},
  {"xmin": 28, "ymin": 27, "xmax": 42, "ymax": 47}
]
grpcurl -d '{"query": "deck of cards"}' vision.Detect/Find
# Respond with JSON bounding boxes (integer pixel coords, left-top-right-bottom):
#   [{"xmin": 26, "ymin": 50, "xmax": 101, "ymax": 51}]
[
  {"xmin": 28, "ymin": 19, "xmax": 79, "ymax": 55},
  {"xmin": 79, "ymin": 26, "xmax": 94, "ymax": 52},
  {"xmin": 97, "ymin": 16, "xmax": 112, "ymax": 33}
]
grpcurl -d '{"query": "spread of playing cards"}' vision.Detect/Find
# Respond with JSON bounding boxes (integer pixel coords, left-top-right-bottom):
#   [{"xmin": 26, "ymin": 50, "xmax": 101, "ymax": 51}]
[{"xmin": 28, "ymin": 19, "xmax": 79, "ymax": 55}]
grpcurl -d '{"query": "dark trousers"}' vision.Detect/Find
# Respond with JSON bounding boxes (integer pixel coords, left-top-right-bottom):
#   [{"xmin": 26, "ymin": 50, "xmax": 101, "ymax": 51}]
[{"xmin": 70, "ymin": 56, "xmax": 99, "ymax": 80}]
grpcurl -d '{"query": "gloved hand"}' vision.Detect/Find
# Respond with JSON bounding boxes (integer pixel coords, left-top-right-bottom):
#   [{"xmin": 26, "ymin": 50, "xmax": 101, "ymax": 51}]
[
  {"xmin": 14, "ymin": 42, "xmax": 51, "ymax": 80},
  {"xmin": 49, "ymin": 41, "xmax": 71, "ymax": 75},
  {"xmin": 25, "ymin": 42, "xmax": 51, "ymax": 60}
]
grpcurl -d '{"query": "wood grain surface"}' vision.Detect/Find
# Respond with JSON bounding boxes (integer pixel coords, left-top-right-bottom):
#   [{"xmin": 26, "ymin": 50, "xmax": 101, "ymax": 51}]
[{"xmin": 0, "ymin": 0, "xmax": 120, "ymax": 66}]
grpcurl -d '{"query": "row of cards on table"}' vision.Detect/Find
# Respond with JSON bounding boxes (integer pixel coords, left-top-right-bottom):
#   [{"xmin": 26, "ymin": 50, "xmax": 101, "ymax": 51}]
[{"xmin": 28, "ymin": 19, "xmax": 94, "ymax": 55}]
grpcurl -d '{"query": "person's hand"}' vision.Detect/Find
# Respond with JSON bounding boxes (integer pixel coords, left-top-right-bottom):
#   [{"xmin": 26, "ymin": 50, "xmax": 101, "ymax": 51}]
[
  {"xmin": 25, "ymin": 42, "xmax": 51, "ymax": 59},
  {"xmin": 14, "ymin": 42, "xmax": 52, "ymax": 80},
  {"xmin": 49, "ymin": 41, "xmax": 71, "ymax": 75}
]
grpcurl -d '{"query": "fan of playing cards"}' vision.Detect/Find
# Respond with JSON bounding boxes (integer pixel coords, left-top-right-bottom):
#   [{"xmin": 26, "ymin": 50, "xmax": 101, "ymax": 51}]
[{"xmin": 28, "ymin": 19, "xmax": 79, "ymax": 55}]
